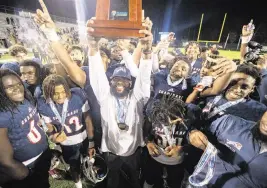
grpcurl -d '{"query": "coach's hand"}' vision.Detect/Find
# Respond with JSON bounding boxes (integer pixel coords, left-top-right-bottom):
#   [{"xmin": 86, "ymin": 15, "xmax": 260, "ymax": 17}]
[
  {"xmin": 86, "ymin": 18, "xmax": 101, "ymax": 56},
  {"xmin": 142, "ymin": 17, "xmax": 153, "ymax": 32},
  {"xmin": 189, "ymin": 130, "xmax": 208, "ymax": 151}
]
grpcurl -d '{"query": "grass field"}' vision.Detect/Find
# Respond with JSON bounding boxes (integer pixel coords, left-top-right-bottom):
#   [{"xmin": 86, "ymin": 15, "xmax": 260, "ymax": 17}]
[{"xmin": 49, "ymin": 177, "xmax": 93, "ymax": 188}]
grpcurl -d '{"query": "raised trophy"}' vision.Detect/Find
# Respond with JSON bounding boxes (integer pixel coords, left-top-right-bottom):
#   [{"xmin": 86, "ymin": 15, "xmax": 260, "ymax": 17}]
[{"xmin": 88, "ymin": 0, "xmax": 145, "ymax": 38}]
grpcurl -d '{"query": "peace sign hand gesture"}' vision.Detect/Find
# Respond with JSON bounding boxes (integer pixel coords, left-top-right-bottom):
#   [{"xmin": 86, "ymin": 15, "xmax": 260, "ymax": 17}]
[{"xmin": 34, "ymin": 0, "xmax": 56, "ymax": 30}]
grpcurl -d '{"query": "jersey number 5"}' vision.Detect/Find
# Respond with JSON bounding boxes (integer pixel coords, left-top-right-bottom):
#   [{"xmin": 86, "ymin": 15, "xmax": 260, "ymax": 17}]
[{"xmin": 27, "ymin": 120, "xmax": 42, "ymax": 144}]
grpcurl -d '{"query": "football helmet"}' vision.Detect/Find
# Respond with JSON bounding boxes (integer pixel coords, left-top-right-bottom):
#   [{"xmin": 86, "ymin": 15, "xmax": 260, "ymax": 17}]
[{"xmin": 81, "ymin": 154, "xmax": 108, "ymax": 184}]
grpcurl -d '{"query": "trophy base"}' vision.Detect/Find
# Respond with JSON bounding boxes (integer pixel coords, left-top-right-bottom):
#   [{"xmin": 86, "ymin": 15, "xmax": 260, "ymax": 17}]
[{"xmin": 88, "ymin": 20, "xmax": 145, "ymax": 38}]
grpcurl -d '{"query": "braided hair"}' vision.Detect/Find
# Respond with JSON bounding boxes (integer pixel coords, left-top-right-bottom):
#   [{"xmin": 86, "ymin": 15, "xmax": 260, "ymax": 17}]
[
  {"xmin": 146, "ymin": 94, "xmax": 186, "ymax": 126},
  {"xmin": 0, "ymin": 69, "xmax": 34, "ymax": 113},
  {"xmin": 42, "ymin": 74, "xmax": 71, "ymax": 102}
]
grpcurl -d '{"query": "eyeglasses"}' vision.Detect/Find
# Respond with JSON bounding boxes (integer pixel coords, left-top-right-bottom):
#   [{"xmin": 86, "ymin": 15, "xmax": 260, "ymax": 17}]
[{"xmin": 4, "ymin": 82, "xmax": 23, "ymax": 93}]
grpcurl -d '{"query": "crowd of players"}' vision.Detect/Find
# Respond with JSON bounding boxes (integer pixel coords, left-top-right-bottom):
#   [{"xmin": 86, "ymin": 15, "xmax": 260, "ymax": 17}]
[{"xmin": 1, "ymin": 0, "xmax": 267, "ymax": 188}]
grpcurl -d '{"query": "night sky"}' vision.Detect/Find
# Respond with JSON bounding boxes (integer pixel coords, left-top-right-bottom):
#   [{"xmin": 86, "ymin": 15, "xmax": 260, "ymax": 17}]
[{"xmin": 1, "ymin": 0, "xmax": 266, "ymax": 43}]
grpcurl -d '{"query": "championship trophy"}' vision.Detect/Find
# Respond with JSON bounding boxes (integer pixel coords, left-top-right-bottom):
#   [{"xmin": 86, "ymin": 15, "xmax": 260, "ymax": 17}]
[{"xmin": 88, "ymin": 0, "xmax": 145, "ymax": 38}]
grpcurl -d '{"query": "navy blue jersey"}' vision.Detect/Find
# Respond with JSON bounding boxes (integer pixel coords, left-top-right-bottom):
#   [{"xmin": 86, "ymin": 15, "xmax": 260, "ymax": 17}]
[
  {"xmin": 153, "ymin": 69, "xmax": 196, "ymax": 101},
  {"xmin": 81, "ymin": 66, "xmax": 101, "ymax": 127},
  {"xmin": 204, "ymin": 96, "xmax": 267, "ymax": 122},
  {"xmin": 191, "ymin": 58, "xmax": 202, "ymax": 83},
  {"xmin": 0, "ymin": 100, "xmax": 48, "ymax": 164},
  {"xmin": 37, "ymin": 88, "xmax": 89, "ymax": 146},
  {"xmin": 24, "ymin": 83, "xmax": 42, "ymax": 99},
  {"xmin": 192, "ymin": 115, "xmax": 267, "ymax": 188},
  {"xmin": 257, "ymin": 69, "xmax": 267, "ymax": 106}
]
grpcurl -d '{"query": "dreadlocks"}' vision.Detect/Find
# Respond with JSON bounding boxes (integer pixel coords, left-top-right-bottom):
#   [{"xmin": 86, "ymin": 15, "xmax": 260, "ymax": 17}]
[
  {"xmin": 0, "ymin": 69, "xmax": 34, "ymax": 112},
  {"xmin": 146, "ymin": 94, "xmax": 186, "ymax": 126},
  {"xmin": 42, "ymin": 74, "xmax": 71, "ymax": 101}
]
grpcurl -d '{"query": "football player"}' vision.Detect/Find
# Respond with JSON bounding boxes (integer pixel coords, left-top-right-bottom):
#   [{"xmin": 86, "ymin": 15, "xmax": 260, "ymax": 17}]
[
  {"xmin": 0, "ymin": 69, "xmax": 50, "ymax": 188},
  {"xmin": 37, "ymin": 74, "xmax": 95, "ymax": 188},
  {"xmin": 68, "ymin": 45, "xmax": 85, "ymax": 67},
  {"xmin": 2, "ymin": 45, "xmax": 41, "ymax": 75},
  {"xmin": 152, "ymin": 56, "xmax": 195, "ymax": 101},
  {"xmin": 188, "ymin": 112, "xmax": 267, "ymax": 188},
  {"xmin": 20, "ymin": 60, "xmax": 47, "ymax": 98},
  {"xmin": 185, "ymin": 41, "xmax": 202, "ymax": 83},
  {"xmin": 143, "ymin": 96, "xmax": 191, "ymax": 188},
  {"xmin": 200, "ymin": 64, "xmax": 266, "ymax": 123}
]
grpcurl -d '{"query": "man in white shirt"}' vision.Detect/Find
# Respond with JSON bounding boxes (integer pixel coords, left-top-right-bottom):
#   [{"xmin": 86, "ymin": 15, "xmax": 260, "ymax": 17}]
[{"xmin": 87, "ymin": 19, "xmax": 153, "ymax": 188}]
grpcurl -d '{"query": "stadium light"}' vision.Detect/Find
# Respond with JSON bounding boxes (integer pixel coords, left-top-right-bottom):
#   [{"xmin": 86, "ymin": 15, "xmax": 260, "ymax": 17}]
[{"xmin": 74, "ymin": 0, "xmax": 87, "ymax": 42}]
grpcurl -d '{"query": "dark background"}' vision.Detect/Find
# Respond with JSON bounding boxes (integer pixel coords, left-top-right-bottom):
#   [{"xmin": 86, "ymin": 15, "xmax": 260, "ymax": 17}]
[{"xmin": 0, "ymin": 0, "xmax": 266, "ymax": 44}]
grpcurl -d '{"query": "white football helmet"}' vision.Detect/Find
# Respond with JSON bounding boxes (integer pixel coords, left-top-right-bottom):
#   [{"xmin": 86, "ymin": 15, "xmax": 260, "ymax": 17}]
[{"xmin": 82, "ymin": 155, "xmax": 108, "ymax": 184}]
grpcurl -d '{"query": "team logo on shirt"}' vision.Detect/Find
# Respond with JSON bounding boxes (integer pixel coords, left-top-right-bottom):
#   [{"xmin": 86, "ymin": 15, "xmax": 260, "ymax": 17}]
[
  {"xmin": 168, "ymin": 88, "xmax": 174, "ymax": 92},
  {"xmin": 225, "ymin": 139, "xmax": 242, "ymax": 151}
]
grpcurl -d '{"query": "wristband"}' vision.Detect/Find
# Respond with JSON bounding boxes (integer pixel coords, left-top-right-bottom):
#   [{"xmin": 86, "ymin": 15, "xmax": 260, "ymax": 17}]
[
  {"xmin": 41, "ymin": 27, "xmax": 60, "ymax": 42},
  {"xmin": 88, "ymin": 141, "xmax": 95, "ymax": 149},
  {"xmin": 241, "ymin": 36, "xmax": 252, "ymax": 44}
]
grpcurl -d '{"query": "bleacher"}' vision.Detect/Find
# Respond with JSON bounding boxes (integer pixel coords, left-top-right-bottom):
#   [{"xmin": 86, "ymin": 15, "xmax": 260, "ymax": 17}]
[{"xmin": 0, "ymin": 5, "xmax": 79, "ymax": 47}]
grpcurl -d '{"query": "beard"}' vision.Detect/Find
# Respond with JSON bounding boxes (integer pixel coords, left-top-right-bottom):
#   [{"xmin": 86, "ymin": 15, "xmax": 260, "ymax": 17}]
[
  {"xmin": 170, "ymin": 72, "xmax": 182, "ymax": 81},
  {"xmin": 251, "ymin": 121, "xmax": 267, "ymax": 143},
  {"xmin": 111, "ymin": 85, "xmax": 130, "ymax": 98}
]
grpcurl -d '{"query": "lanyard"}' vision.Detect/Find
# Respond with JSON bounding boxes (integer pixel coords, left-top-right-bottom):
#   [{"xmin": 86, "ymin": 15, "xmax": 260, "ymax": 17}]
[
  {"xmin": 49, "ymin": 99, "xmax": 69, "ymax": 129},
  {"xmin": 114, "ymin": 96, "xmax": 131, "ymax": 124},
  {"xmin": 167, "ymin": 75, "xmax": 187, "ymax": 90},
  {"xmin": 189, "ymin": 142, "xmax": 217, "ymax": 186},
  {"xmin": 203, "ymin": 95, "xmax": 245, "ymax": 119}
]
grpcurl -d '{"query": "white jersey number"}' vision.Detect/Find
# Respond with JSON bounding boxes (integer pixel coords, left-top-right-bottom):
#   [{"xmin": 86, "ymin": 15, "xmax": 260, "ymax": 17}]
[
  {"xmin": 63, "ymin": 116, "xmax": 82, "ymax": 134},
  {"xmin": 27, "ymin": 120, "xmax": 42, "ymax": 144}
]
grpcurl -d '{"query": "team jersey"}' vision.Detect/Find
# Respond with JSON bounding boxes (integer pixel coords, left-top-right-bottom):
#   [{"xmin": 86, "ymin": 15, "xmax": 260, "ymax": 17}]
[
  {"xmin": 191, "ymin": 115, "xmax": 267, "ymax": 188},
  {"xmin": 191, "ymin": 58, "xmax": 202, "ymax": 83},
  {"xmin": 0, "ymin": 100, "xmax": 48, "ymax": 166},
  {"xmin": 145, "ymin": 103, "xmax": 199, "ymax": 165},
  {"xmin": 37, "ymin": 88, "xmax": 90, "ymax": 146},
  {"xmin": 153, "ymin": 69, "xmax": 196, "ymax": 101},
  {"xmin": 257, "ymin": 69, "xmax": 267, "ymax": 106},
  {"xmin": 24, "ymin": 83, "xmax": 42, "ymax": 99},
  {"xmin": 203, "ymin": 96, "xmax": 267, "ymax": 122}
]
